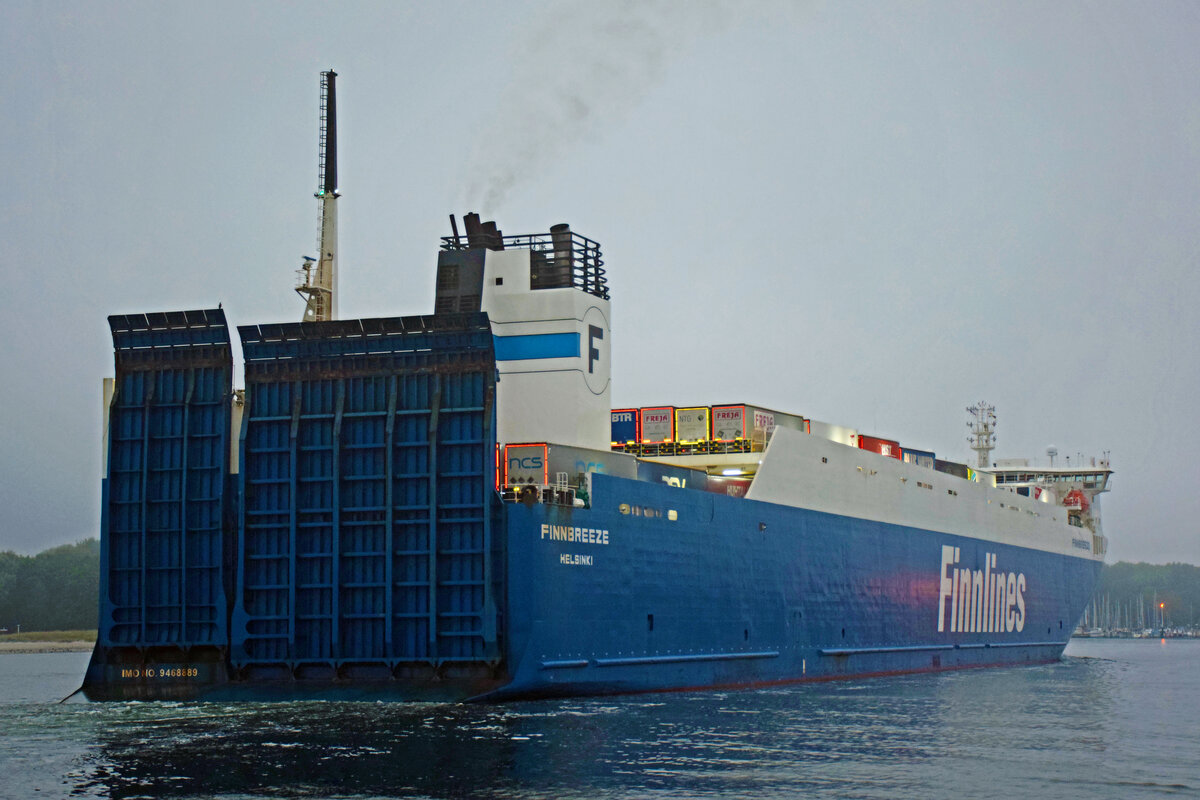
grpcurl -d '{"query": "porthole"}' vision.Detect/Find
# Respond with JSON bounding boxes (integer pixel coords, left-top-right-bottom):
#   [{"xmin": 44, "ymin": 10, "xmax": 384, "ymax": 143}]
[{"xmin": 619, "ymin": 503, "xmax": 630, "ymax": 515}]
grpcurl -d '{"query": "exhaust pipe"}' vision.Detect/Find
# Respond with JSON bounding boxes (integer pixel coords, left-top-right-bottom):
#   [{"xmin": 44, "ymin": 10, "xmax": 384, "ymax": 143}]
[{"xmin": 548, "ymin": 223, "xmax": 574, "ymax": 288}]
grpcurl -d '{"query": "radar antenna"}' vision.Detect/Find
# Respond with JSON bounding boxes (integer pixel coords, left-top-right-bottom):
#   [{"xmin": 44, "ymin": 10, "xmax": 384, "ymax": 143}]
[
  {"xmin": 966, "ymin": 401, "xmax": 997, "ymax": 468},
  {"xmin": 296, "ymin": 70, "xmax": 339, "ymax": 322}
]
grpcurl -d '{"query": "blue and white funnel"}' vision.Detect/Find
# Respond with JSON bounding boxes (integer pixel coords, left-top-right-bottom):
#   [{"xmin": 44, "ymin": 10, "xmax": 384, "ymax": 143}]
[{"xmin": 435, "ymin": 216, "xmax": 611, "ymax": 450}]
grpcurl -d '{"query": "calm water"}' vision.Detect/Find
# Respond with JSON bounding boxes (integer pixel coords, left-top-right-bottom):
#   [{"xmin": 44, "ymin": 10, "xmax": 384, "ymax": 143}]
[{"xmin": 0, "ymin": 639, "xmax": 1197, "ymax": 799}]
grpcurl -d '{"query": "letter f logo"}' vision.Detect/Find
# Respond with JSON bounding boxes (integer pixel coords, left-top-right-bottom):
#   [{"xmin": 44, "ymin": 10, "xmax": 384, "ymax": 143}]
[{"xmin": 588, "ymin": 325, "xmax": 603, "ymax": 374}]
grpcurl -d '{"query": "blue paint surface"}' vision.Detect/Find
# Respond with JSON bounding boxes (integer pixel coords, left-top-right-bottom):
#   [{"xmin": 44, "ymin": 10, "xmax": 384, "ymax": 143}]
[
  {"xmin": 610, "ymin": 410, "xmax": 638, "ymax": 443},
  {"xmin": 493, "ymin": 332, "xmax": 580, "ymax": 361},
  {"xmin": 497, "ymin": 472, "xmax": 1102, "ymax": 699}
]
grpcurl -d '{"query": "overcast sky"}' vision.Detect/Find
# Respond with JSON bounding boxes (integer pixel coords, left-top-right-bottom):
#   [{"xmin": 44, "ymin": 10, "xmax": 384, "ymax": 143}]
[{"xmin": 2, "ymin": 1, "xmax": 1198, "ymax": 563}]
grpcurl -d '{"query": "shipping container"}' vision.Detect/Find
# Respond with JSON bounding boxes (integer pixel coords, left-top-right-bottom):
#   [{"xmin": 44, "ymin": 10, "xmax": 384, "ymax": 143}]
[
  {"xmin": 610, "ymin": 408, "xmax": 638, "ymax": 445},
  {"xmin": 858, "ymin": 434, "xmax": 902, "ymax": 459},
  {"xmin": 639, "ymin": 406, "xmax": 675, "ymax": 443},
  {"xmin": 902, "ymin": 448, "xmax": 936, "ymax": 469},
  {"xmin": 711, "ymin": 405, "xmax": 749, "ymax": 441},
  {"xmin": 773, "ymin": 409, "xmax": 810, "ymax": 435},
  {"xmin": 748, "ymin": 406, "xmax": 777, "ymax": 443},
  {"xmin": 809, "ymin": 420, "xmax": 858, "ymax": 447},
  {"xmin": 674, "ymin": 407, "xmax": 711, "ymax": 443},
  {"xmin": 504, "ymin": 441, "xmax": 637, "ymax": 487},
  {"xmin": 503, "ymin": 443, "xmax": 548, "ymax": 485},
  {"xmin": 712, "ymin": 404, "xmax": 806, "ymax": 444},
  {"xmin": 935, "ymin": 458, "xmax": 970, "ymax": 479}
]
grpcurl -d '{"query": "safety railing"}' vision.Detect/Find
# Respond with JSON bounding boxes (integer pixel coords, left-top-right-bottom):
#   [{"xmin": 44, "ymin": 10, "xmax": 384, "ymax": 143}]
[{"xmin": 441, "ymin": 229, "xmax": 608, "ymax": 300}]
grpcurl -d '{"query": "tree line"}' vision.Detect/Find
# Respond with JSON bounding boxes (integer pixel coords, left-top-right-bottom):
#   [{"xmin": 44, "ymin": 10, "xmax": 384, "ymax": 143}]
[
  {"xmin": 0, "ymin": 539, "xmax": 99, "ymax": 633},
  {"xmin": 1, "ymin": 538, "xmax": 1197, "ymax": 632}
]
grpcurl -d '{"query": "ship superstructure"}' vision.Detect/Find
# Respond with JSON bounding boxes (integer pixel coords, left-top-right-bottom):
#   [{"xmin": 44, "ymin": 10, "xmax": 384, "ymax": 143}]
[{"xmin": 986, "ymin": 456, "xmax": 1112, "ymax": 552}]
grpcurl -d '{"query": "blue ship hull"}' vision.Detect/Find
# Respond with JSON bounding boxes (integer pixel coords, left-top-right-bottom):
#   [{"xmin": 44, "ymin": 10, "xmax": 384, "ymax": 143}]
[
  {"xmin": 491, "ymin": 474, "xmax": 1100, "ymax": 699},
  {"xmin": 85, "ymin": 469, "xmax": 1101, "ymax": 702}
]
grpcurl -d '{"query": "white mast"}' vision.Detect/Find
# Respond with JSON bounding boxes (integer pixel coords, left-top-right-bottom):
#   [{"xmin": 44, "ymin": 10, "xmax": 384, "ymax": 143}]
[
  {"xmin": 296, "ymin": 70, "xmax": 338, "ymax": 322},
  {"xmin": 966, "ymin": 401, "xmax": 997, "ymax": 468}
]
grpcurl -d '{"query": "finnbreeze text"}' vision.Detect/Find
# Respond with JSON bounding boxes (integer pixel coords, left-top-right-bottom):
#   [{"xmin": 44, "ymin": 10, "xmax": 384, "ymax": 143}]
[{"xmin": 541, "ymin": 524, "xmax": 610, "ymax": 545}]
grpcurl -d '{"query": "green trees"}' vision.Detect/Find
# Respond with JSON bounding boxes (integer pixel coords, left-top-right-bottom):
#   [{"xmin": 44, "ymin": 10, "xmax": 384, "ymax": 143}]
[{"xmin": 0, "ymin": 539, "xmax": 99, "ymax": 632}]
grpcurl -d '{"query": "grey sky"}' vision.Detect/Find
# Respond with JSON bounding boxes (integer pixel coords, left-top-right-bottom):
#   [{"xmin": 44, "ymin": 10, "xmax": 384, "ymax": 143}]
[{"xmin": 2, "ymin": 1, "xmax": 1197, "ymax": 564}]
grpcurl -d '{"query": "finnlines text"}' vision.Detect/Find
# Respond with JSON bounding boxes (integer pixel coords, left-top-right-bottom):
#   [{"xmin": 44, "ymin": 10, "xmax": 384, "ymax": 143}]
[
  {"xmin": 937, "ymin": 546, "xmax": 1027, "ymax": 633},
  {"xmin": 541, "ymin": 524, "xmax": 610, "ymax": 544}
]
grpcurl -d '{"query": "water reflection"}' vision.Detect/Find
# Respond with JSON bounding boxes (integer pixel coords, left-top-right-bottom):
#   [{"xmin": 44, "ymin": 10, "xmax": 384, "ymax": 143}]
[
  {"xmin": 64, "ymin": 682, "xmax": 958, "ymax": 799},
  {"xmin": 1, "ymin": 642, "xmax": 1194, "ymax": 799}
]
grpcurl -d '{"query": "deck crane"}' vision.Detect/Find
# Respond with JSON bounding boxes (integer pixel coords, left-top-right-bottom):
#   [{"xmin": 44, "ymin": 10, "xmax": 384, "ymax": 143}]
[{"xmin": 296, "ymin": 70, "xmax": 338, "ymax": 321}]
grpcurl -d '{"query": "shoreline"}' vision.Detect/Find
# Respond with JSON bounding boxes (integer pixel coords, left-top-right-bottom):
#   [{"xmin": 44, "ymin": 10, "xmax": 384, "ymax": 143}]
[{"xmin": 0, "ymin": 641, "xmax": 94, "ymax": 655}]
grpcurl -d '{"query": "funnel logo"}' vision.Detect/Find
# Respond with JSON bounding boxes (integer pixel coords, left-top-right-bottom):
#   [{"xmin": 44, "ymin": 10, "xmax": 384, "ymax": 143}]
[
  {"xmin": 581, "ymin": 305, "xmax": 609, "ymax": 395},
  {"xmin": 937, "ymin": 546, "xmax": 1026, "ymax": 633},
  {"xmin": 588, "ymin": 325, "xmax": 603, "ymax": 373}
]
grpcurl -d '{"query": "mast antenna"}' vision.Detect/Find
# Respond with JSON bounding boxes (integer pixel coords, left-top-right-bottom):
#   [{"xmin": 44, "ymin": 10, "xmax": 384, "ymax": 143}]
[
  {"xmin": 966, "ymin": 401, "xmax": 997, "ymax": 468},
  {"xmin": 296, "ymin": 69, "xmax": 339, "ymax": 321}
]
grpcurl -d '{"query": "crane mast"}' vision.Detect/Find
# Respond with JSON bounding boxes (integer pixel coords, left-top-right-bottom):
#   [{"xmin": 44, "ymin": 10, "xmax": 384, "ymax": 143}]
[
  {"xmin": 296, "ymin": 70, "xmax": 338, "ymax": 322},
  {"xmin": 967, "ymin": 401, "xmax": 997, "ymax": 468}
]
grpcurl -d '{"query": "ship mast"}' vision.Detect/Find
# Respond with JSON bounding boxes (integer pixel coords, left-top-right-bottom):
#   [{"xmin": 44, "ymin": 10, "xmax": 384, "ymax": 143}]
[
  {"xmin": 296, "ymin": 70, "xmax": 339, "ymax": 322},
  {"xmin": 966, "ymin": 401, "xmax": 997, "ymax": 468}
]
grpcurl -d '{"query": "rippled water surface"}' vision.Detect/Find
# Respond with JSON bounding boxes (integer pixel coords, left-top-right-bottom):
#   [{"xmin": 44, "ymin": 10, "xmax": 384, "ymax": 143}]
[{"xmin": 1, "ymin": 639, "xmax": 1197, "ymax": 799}]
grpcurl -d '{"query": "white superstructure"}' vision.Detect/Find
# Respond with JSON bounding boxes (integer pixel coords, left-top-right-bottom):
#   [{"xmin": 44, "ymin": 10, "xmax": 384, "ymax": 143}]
[
  {"xmin": 746, "ymin": 428, "xmax": 1106, "ymax": 560},
  {"xmin": 435, "ymin": 216, "xmax": 611, "ymax": 451},
  {"xmin": 480, "ymin": 248, "xmax": 611, "ymax": 449}
]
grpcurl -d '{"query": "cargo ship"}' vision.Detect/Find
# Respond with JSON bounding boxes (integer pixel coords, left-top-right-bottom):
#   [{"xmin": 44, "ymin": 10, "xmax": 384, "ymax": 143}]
[{"xmin": 82, "ymin": 74, "xmax": 1111, "ymax": 702}]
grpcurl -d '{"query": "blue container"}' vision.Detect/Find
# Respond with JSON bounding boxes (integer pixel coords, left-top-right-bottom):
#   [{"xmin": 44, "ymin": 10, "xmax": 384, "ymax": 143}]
[
  {"xmin": 903, "ymin": 448, "xmax": 936, "ymax": 469},
  {"xmin": 610, "ymin": 409, "xmax": 638, "ymax": 444}
]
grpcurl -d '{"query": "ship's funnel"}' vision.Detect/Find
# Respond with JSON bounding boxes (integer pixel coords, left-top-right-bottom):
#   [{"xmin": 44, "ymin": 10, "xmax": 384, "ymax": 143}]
[
  {"xmin": 463, "ymin": 212, "xmax": 504, "ymax": 250},
  {"xmin": 481, "ymin": 220, "xmax": 504, "ymax": 250}
]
